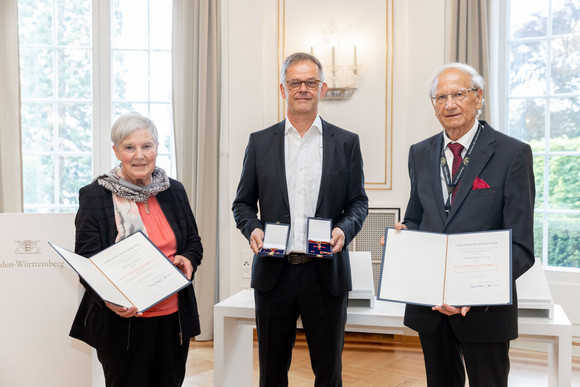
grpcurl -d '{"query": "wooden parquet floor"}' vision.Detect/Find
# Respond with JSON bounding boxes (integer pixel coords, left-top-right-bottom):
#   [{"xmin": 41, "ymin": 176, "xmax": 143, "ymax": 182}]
[{"xmin": 183, "ymin": 331, "xmax": 580, "ymax": 386}]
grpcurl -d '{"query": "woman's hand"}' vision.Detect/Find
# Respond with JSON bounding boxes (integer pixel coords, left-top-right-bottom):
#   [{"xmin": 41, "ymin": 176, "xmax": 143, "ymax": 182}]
[
  {"xmin": 174, "ymin": 254, "xmax": 194, "ymax": 280},
  {"xmin": 105, "ymin": 302, "xmax": 142, "ymax": 318}
]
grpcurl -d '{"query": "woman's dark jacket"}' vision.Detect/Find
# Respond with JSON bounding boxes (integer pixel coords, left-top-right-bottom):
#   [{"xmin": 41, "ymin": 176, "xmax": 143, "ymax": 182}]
[{"xmin": 69, "ymin": 179, "xmax": 202, "ymax": 352}]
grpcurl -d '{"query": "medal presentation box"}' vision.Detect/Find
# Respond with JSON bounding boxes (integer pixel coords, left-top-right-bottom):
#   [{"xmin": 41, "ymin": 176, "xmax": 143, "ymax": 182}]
[
  {"xmin": 258, "ymin": 223, "xmax": 290, "ymax": 257},
  {"xmin": 307, "ymin": 217, "xmax": 333, "ymax": 258}
]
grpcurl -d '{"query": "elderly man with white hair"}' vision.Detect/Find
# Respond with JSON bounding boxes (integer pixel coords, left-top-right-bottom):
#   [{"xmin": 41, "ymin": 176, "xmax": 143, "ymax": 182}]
[{"xmin": 393, "ymin": 63, "xmax": 535, "ymax": 387}]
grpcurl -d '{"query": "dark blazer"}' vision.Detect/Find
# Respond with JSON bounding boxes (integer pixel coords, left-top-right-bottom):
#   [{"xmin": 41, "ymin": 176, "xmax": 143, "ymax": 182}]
[
  {"xmin": 69, "ymin": 179, "xmax": 202, "ymax": 352},
  {"xmin": 402, "ymin": 121, "xmax": 535, "ymax": 343},
  {"xmin": 232, "ymin": 119, "xmax": 368, "ymax": 295}
]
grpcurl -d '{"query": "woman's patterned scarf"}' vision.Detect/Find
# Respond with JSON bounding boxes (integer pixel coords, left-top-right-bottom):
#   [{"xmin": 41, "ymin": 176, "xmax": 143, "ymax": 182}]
[
  {"xmin": 95, "ymin": 165, "xmax": 170, "ymax": 242},
  {"xmin": 95, "ymin": 165, "xmax": 170, "ymax": 203}
]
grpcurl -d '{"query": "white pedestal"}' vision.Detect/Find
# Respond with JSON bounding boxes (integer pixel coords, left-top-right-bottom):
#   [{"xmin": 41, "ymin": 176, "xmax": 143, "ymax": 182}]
[
  {"xmin": 517, "ymin": 258, "xmax": 554, "ymax": 319},
  {"xmin": 349, "ymin": 251, "xmax": 376, "ymax": 308},
  {"xmin": 214, "ymin": 289, "xmax": 572, "ymax": 387}
]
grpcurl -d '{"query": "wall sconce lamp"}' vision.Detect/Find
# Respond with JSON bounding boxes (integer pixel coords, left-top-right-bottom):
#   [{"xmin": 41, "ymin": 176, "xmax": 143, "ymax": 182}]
[{"xmin": 321, "ymin": 45, "xmax": 360, "ymax": 101}]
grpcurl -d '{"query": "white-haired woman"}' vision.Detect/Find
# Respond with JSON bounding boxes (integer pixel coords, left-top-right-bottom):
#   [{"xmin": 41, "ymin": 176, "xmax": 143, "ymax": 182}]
[{"xmin": 70, "ymin": 112, "xmax": 202, "ymax": 387}]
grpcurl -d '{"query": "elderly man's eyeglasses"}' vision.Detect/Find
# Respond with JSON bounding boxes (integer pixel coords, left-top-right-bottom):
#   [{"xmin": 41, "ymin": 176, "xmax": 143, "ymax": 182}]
[
  {"xmin": 431, "ymin": 88, "xmax": 479, "ymax": 105},
  {"xmin": 286, "ymin": 79, "xmax": 321, "ymax": 90}
]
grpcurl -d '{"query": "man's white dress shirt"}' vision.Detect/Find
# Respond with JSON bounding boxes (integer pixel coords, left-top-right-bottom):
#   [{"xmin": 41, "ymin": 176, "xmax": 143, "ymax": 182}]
[{"xmin": 284, "ymin": 116, "xmax": 323, "ymax": 253}]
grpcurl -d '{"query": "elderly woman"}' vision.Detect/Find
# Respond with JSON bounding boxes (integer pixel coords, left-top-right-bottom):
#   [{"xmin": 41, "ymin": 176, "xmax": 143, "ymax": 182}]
[{"xmin": 69, "ymin": 112, "xmax": 202, "ymax": 387}]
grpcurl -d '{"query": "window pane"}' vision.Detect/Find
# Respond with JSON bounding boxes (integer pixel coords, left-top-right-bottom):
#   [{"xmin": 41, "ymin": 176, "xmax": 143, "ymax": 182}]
[
  {"xmin": 509, "ymin": 0, "xmax": 548, "ymax": 39},
  {"xmin": 17, "ymin": 0, "xmax": 53, "ymax": 45},
  {"xmin": 507, "ymin": 98, "xmax": 545, "ymax": 145},
  {"xmin": 22, "ymin": 154, "xmax": 55, "ymax": 205},
  {"xmin": 59, "ymin": 156, "xmax": 92, "ymax": 205},
  {"xmin": 533, "ymin": 155, "xmax": 545, "ymax": 208},
  {"xmin": 112, "ymin": 103, "xmax": 149, "ymax": 117},
  {"xmin": 548, "ymin": 156, "xmax": 580, "ymax": 210},
  {"xmin": 550, "ymin": 97, "xmax": 580, "ymax": 148},
  {"xmin": 508, "ymin": 41, "xmax": 547, "ymax": 96},
  {"xmin": 112, "ymin": 0, "xmax": 149, "ymax": 50},
  {"xmin": 550, "ymin": 35, "xmax": 580, "ymax": 94},
  {"xmin": 57, "ymin": 0, "xmax": 91, "ymax": 46},
  {"xmin": 150, "ymin": 104, "xmax": 172, "ymax": 152},
  {"xmin": 150, "ymin": 0, "xmax": 172, "ymax": 50},
  {"xmin": 150, "ymin": 51, "xmax": 172, "ymax": 101},
  {"xmin": 58, "ymin": 103, "xmax": 93, "ymax": 152},
  {"xmin": 547, "ymin": 213, "xmax": 580, "ymax": 267},
  {"xmin": 533, "ymin": 212, "xmax": 543, "ymax": 259},
  {"xmin": 113, "ymin": 50, "xmax": 149, "ymax": 101},
  {"xmin": 21, "ymin": 103, "xmax": 54, "ymax": 152},
  {"xmin": 19, "ymin": 48, "xmax": 54, "ymax": 99},
  {"xmin": 552, "ymin": 0, "xmax": 580, "ymax": 35},
  {"xmin": 58, "ymin": 48, "xmax": 92, "ymax": 99},
  {"xmin": 155, "ymin": 155, "xmax": 172, "ymax": 174}
]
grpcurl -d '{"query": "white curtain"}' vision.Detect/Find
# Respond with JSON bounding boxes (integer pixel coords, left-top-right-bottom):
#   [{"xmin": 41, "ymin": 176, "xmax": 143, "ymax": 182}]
[
  {"xmin": 0, "ymin": 0, "xmax": 23, "ymax": 213},
  {"xmin": 447, "ymin": 0, "xmax": 491, "ymax": 122},
  {"xmin": 172, "ymin": 0, "xmax": 221, "ymax": 340}
]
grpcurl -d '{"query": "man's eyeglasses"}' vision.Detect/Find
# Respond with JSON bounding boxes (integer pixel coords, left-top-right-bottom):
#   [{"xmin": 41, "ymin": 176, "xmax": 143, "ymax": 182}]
[
  {"xmin": 285, "ymin": 79, "xmax": 322, "ymax": 90},
  {"xmin": 431, "ymin": 88, "xmax": 479, "ymax": 105}
]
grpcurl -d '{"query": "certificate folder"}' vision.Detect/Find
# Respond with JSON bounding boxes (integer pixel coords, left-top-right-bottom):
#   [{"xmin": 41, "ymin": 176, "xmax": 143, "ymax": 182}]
[
  {"xmin": 49, "ymin": 231, "xmax": 191, "ymax": 312},
  {"xmin": 378, "ymin": 228, "xmax": 512, "ymax": 307}
]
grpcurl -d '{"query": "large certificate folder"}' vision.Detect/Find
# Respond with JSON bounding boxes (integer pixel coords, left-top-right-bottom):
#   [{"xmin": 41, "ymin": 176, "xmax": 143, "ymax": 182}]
[
  {"xmin": 378, "ymin": 228, "xmax": 512, "ymax": 307},
  {"xmin": 49, "ymin": 231, "xmax": 191, "ymax": 312}
]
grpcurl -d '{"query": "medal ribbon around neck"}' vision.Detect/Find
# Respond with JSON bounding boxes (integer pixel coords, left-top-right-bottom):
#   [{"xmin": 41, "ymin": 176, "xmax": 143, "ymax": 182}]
[{"xmin": 441, "ymin": 123, "xmax": 483, "ymax": 213}]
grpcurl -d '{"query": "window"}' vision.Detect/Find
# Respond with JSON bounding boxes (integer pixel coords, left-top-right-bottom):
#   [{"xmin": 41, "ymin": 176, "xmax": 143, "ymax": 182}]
[
  {"xmin": 18, "ymin": 0, "xmax": 174, "ymax": 213},
  {"xmin": 506, "ymin": 0, "xmax": 580, "ymax": 268},
  {"xmin": 110, "ymin": 0, "xmax": 175, "ymax": 175}
]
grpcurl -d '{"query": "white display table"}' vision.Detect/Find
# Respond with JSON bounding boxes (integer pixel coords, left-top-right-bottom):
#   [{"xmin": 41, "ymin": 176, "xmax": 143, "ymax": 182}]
[{"xmin": 214, "ymin": 289, "xmax": 572, "ymax": 387}]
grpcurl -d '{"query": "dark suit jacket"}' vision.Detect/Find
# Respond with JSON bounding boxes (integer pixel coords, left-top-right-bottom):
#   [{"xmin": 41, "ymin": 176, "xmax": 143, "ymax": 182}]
[
  {"xmin": 232, "ymin": 119, "xmax": 368, "ymax": 295},
  {"xmin": 402, "ymin": 121, "xmax": 535, "ymax": 343},
  {"xmin": 69, "ymin": 179, "xmax": 202, "ymax": 352}
]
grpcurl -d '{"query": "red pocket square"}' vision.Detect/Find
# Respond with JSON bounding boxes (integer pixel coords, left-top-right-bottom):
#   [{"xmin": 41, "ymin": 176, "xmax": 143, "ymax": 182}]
[{"xmin": 472, "ymin": 177, "xmax": 490, "ymax": 190}]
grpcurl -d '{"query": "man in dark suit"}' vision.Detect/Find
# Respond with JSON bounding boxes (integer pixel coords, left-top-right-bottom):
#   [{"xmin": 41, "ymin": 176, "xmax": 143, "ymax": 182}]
[
  {"xmin": 232, "ymin": 52, "xmax": 368, "ymax": 387},
  {"xmin": 394, "ymin": 63, "xmax": 535, "ymax": 387}
]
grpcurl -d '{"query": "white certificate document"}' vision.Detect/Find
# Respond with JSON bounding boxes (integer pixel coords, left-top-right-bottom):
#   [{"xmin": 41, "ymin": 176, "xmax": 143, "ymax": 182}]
[
  {"xmin": 49, "ymin": 231, "xmax": 191, "ymax": 312},
  {"xmin": 378, "ymin": 228, "xmax": 512, "ymax": 307}
]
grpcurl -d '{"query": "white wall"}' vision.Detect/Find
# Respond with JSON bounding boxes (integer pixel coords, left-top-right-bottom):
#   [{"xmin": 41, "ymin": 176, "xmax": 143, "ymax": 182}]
[{"xmin": 219, "ymin": 0, "xmax": 446, "ymax": 297}]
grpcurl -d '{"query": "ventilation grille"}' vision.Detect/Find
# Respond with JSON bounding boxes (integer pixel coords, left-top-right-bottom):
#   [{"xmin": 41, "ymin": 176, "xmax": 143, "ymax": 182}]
[{"xmin": 348, "ymin": 208, "xmax": 400, "ymax": 293}]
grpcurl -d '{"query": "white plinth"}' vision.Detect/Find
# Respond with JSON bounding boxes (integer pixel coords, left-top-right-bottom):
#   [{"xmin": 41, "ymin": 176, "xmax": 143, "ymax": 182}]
[
  {"xmin": 214, "ymin": 289, "xmax": 572, "ymax": 387},
  {"xmin": 517, "ymin": 258, "xmax": 554, "ymax": 319},
  {"xmin": 349, "ymin": 251, "xmax": 376, "ymax": 308}
]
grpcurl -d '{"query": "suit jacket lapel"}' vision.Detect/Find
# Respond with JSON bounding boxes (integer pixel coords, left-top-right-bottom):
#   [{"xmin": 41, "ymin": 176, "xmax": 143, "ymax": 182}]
[
  {"xmin": 273, "ymin": 120, "xmax": 290, "ymax": 210},
  {"xmin": 445, "ymin": 123, "xmax": 496, "ymax": 224},
  {"xmin": 316, "ymin": 119, "xmax": 336, "ymax": 210},
  {"xmin": 429, "ymin": 134, "xmax": 448, "ymax": 223}
]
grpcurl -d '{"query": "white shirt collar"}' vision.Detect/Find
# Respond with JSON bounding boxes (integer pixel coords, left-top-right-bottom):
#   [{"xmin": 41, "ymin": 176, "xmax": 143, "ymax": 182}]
[
  {"xmin": 285, "ymin": 115, "xmax": 323, "ymax": 136},
  {"xmin": 443, "ymin": 120, "xmax": 480, "ymax": 150}
]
